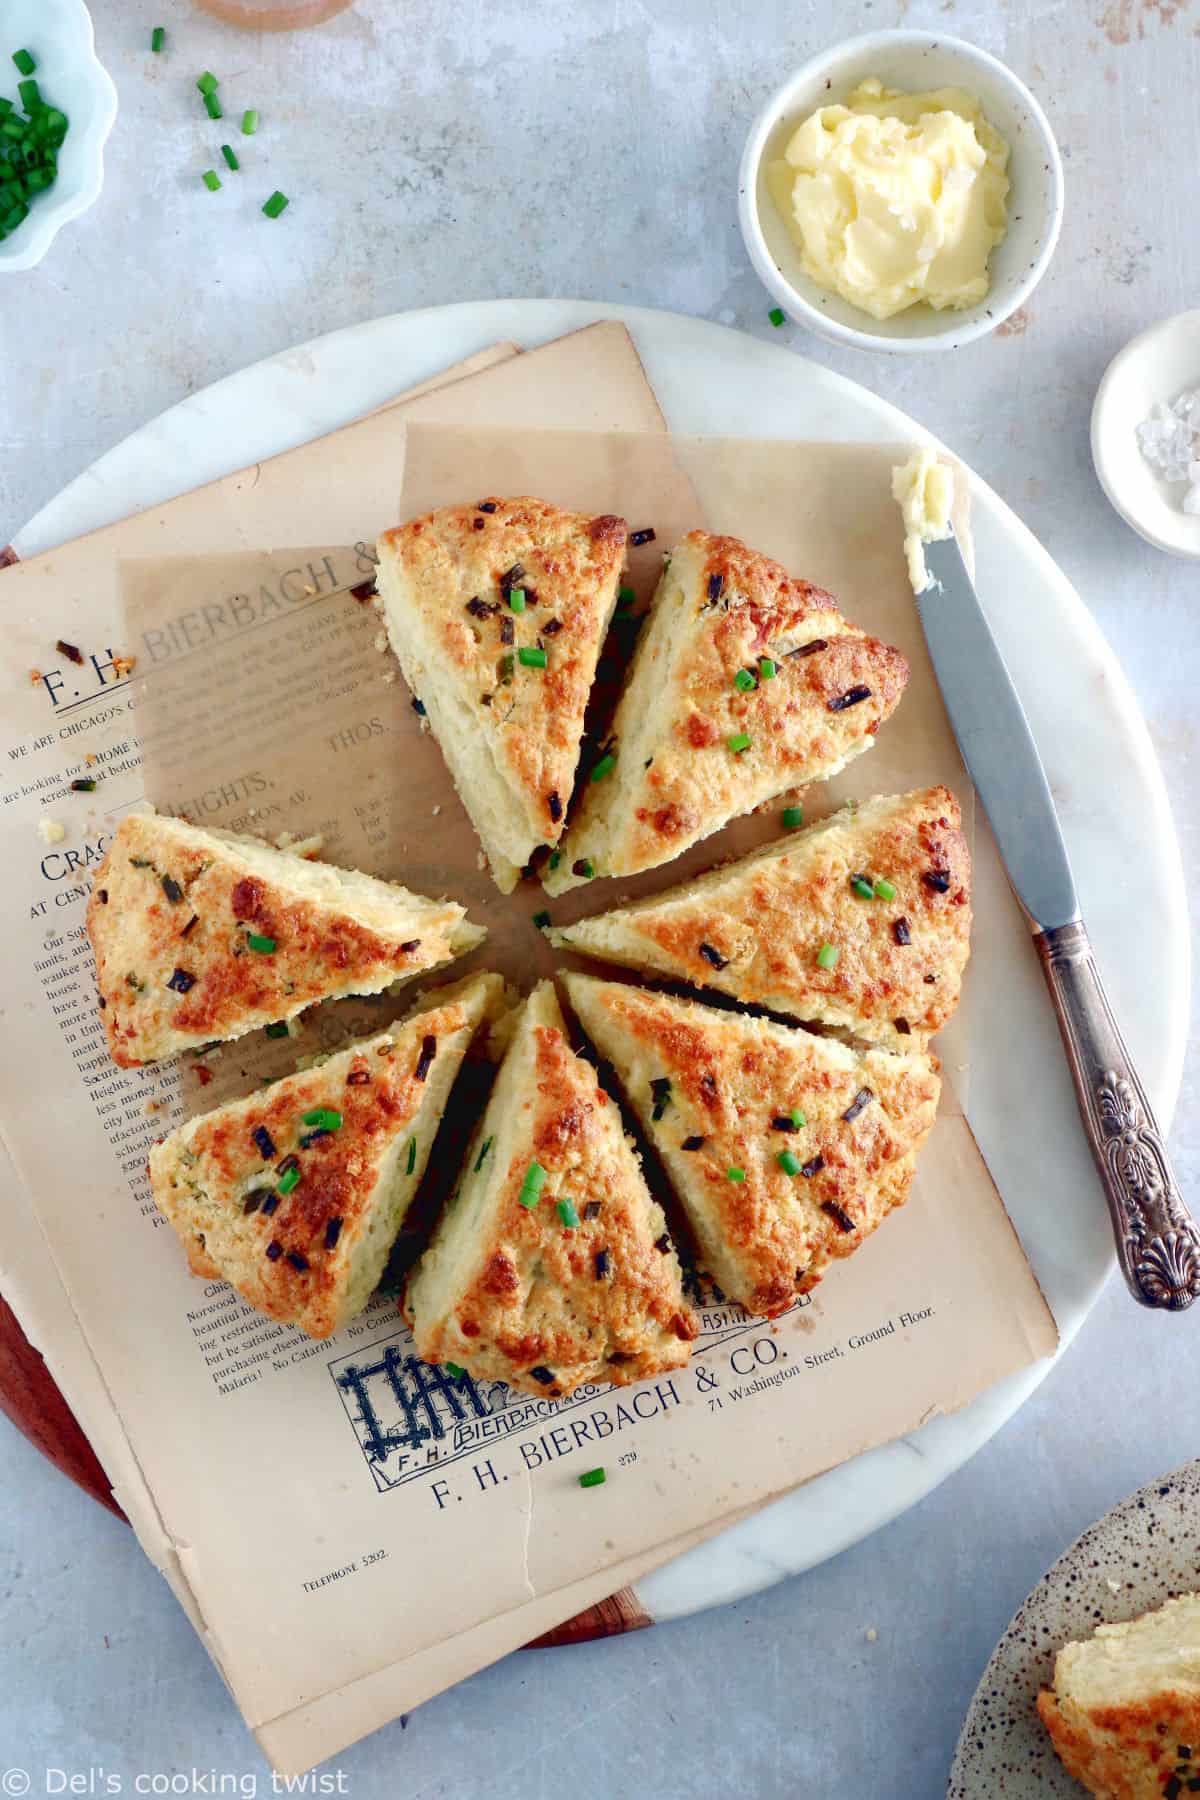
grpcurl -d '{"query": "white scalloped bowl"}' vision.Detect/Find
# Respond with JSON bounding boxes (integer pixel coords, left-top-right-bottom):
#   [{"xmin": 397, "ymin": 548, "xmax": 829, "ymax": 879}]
[{"xmin": 0, "ymin": 0, "xmax": 117, "ymax": 273}]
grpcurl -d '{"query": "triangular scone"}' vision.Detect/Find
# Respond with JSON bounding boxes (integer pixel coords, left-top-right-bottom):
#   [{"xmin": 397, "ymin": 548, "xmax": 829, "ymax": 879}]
[
  {"xmin": 376, "ymin": 497, "xmax": 628, "ymax": 893},
  {"xmin": 149, "ymin": 971, "xmax": 507, "ymax": 1340},
  {"xmin": 87, "ymin": 812, "xmax": 485, "ymax": 1068},
  {"xmin": 543, "ymin": 530, "xmax": 908, "ymax": 895},
  {"xmin": 405, "ymin": 980, "xmax": 695, "ymax": 1398},
  {"xmin": 552, "ymin": 788, "xmax": 970, "ymax": 1051},
  {"xmin": 563, "ymin": 974, "xmax": 940, "ymax": 1317}
]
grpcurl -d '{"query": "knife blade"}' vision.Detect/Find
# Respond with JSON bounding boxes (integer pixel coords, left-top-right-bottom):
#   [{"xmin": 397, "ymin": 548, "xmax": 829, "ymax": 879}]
[{"xmin": 917, "ymin": 533, "xmax": 1078, "ymax": 931}]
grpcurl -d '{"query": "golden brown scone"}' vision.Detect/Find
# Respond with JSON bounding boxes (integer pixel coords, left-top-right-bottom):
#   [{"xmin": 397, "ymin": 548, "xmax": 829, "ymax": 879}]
[
  {"xmin": 149, "ymin": 972, "xmax": 506, "ymax": 1340},
  {"xmin": 376, "ymin": 497, "xmax": 628, "ymax": 892},
  {"xmin": 87, "ymin": 812, "xmax": 484, "ymax": 1068},
  {"xmin": 544, "ymin": 529, "xmax": 908, "ymax": 895},
  {"xmin": 563, "ymin": 972, "xmax": 939, "ymax": 1317},
  {"xmin": 1037, "ymin": 1594, "xmax": 1200, "ymax": 1800},
  {"xmin": 405, "ymin": 980, "xmax": 695, "ymax": 1397},
  {"xmin": 551, "ymin": 788, "xmax": 970, "ymax": 1051}
]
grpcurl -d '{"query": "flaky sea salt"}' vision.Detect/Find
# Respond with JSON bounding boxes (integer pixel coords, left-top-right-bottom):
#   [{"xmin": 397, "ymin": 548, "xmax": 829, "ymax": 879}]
[{"xmin": 1136, "ymin": 388, "xmax": 1200, "ymax": 510}]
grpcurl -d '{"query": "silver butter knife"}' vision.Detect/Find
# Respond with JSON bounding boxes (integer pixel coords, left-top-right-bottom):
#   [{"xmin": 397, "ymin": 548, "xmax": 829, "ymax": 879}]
[{"xmin": 919, "ymin": 532, "xmax": 1198, "ymax": 1312}]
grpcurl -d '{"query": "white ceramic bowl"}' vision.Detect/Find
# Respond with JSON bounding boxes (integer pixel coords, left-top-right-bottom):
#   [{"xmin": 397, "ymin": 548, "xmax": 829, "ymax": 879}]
[
  {"xmin": 738, "ymin": 30, "xmax": 1064, "ymax": 354},
  {"xmin": 1091, "ymin": 310, "xmax": 1200, "ymax": 559},
  {"xmin": 0, "ymin": 0, "xmax": 117, "ymax": 274}
]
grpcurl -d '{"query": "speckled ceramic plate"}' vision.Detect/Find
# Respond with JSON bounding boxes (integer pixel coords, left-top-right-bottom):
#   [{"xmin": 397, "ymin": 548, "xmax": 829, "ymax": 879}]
[{"xmin": 950, "ymin": 1459, "xmax": 1200, "ymax": 1796}]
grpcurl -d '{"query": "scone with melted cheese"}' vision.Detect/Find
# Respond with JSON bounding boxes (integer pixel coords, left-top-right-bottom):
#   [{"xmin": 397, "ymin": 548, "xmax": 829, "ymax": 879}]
[
  {"xmin": 1038, "ymin": 1594, "xmax": 1200, "ymax": 1800},
  {"xmin": 149, "ymin": 971, "xmax": 506, "ymax": 1341},
  {"xmin": 552, "ymin": 788, "xmax": 970, "ymax": 1051},
  {"xmin": 563, "ymin": 973, "xmax": 940, "ymax": 1317},
  {"xmin": 405, "ymin": 979, "xmax": 696, "ymax": 1398},
  {"xmin": 543, "ymin": 530, "xmax": 908, "ymax": 895},
  {"xmin": 88, "ymin": 812, "xmax": 484, "ymax": 1068},
  {"xmin": 376, "ymin": 497, "xmax": 628, "ymax": 893}
]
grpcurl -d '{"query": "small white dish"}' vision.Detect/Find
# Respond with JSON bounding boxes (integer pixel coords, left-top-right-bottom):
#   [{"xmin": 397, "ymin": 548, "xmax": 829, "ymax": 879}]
[
  {"xmin": 0, "ymin": 0, "xmax": 117, "ymax": 274},
  {"xmin": 737, "ymin": 30, "xmax": 1064, "ymax": 354},
  {"xmin": 1091, "ymin": 310, "xmax": 1200, "ymax": 559}
]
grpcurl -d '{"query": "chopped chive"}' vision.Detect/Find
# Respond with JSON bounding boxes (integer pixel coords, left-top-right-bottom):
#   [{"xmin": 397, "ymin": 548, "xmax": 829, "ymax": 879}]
[
  {"xmin": 197, "ymin": 72, "xmax": 219, "ymax": 95},
  {"xmin": 507, "ymin": 588, "xmax": 526, "ymax": 613},
  {"xmin": 573, "ymin": 858, "xmax": 594, "ymax": 880},
  {"xmin": 204, "ymin": 92, "xmax": 223, "ymax": 121},
  {"xmin": 548, "ymin": 850, "xmax": 561, "ymax": 871},
  {"xmin": 71, "ymin": 777, "xmax": 97, "ymax": 792},
  {"xmin": 221, "ymin": 143, "xmax": 239, "ymax": 171},
  {"xmin": 474, "ymin": 1136, "xmax": 493, "ymax": 1172},
  {"xmin": 650, "ymin": 1077, "xmax": 672, "ymax": 1121},
  {"xmin": 768, "ymin": 306, "xmax": 786, "ymax": 327},
  {"xmin": 406, "ymin": 1135, "xmax": 417, "ymax": 1174},
  {"xmin": 791, "ymin": 1108, "xmax": 807, "ymax": 1129},
  {"xmin": 874, "ymin": 878, "xmax": 897, "ymax": 902},
  {"xmin": 18, "ymin": 79, "xmax": 40, "ymax": 111},
  {"xmin": 590, "ymin": 752, "xmax": 616, "ymax": 782},
  {"xmin": 816, "ymin": 942, "xmax": 840, "ymax": 970},
  {"xmin": 557, "ymin": 1198, "xmax": 581, "ymax": 1228},
  {"xmin": 734, "ymin": 668, "xmax": 757, "ymax": 693},
  {"xmin": 201, "ymin": 169, "xmax": 221, "ymax": 191},
  {"xmin": 727, "ymin": 732, "xmax": 752, "ymax": 754},
  {"xmin": 777, "ymin": 1149, "xmax": 802, "ymax": 1177},
  {"xmin": 277, "ymin": 1165, "xmax": 300, "ymax": 1196},
  {"xmin": 850, "ymin": 875, "xmax": 875, "ymax": 901},
  {"xmin": 301, "ymin": 1108, "xmax": 342, "ymax": 1130},
  {"xmin": 499, "ymin": 653, "xmax": 514, "ymax": 682},
  {"xmin": 246, "ymin": 931, "xmax": 276, "ymax": 952},
  {"xmin": 533, "ymin": 909, "xmax": 551, "ymax": 929},
  {"xmin": 262, "ymin": 189, "xmax": 289, "ymax": 218},
  {"xmin": 444, "ymin": 1362, "xmax": 465, "ymax": 1381},
  {"xmin": 12, "ymin": 50, "xmax": 36, "ymax": 77},
  {"xmin": 579, "ymin": 1468, "xmax": 606, "ymax": 1488},
  {"xmin": 727, "ymin": 1166, "xmax": 746, "ymax": 1183},
  {"xmin": 241, "ymin": 108, "xmax": 259, "ymax": 135},
  {"xmin": 518, "ymin": 1160, "xmax": 547, "ymax": 1209},
  {"xmin": 783, "ymin": 806, "xmax": 804, "ymax": 828},
  {"xmin": 759, "ymin": 657, "xmax": 777, "ymax": 680},
  {"xmin": 151, "ymin": 26, "xmax": 166, "ymax": 51},
  {"xmin": 617, "ymin": 585, "xmax": 636, "ymax": 608},
  {"xmin": 517, "ymin": 645, "xmax": 547, "ymax": 668},
  {"xmin": 265, "ymin": 1021, "xmax": 290, "ymax": 1039}
]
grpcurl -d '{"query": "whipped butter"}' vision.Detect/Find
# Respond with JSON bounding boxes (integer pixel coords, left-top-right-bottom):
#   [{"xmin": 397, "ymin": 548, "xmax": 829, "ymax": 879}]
[
  {"xmin": 892, "ymin": 450, "xmax": 954, "ymax": 594},
  {"xmin": 768, "ymin": 78, "xmax": 1010, "ymax": 321}
]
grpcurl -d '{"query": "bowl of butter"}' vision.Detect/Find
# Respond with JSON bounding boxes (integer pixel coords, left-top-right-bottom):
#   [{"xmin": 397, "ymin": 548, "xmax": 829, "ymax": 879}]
[{"xmin": 739, "ymin": 30, "xmax": 1063, "ymax": 352}]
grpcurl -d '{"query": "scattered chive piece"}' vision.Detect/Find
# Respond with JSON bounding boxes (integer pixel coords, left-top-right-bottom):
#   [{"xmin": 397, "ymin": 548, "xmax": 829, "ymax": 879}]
[
  {"xmin": 201, "ymin": 169, "xmax": 221, "ymax": 191},
  {"xmin": 242, "ymin": 108, "xmax": 259, "ymax": 135},
  {"xmin": 573, "ymin": 858, "xmax": 594, "ymax": 880},
  {"xmin": 444, "ymin": 1362, "xmax": 465, "ymax": 1381},
  {"xmin": 18, "ymin": 78, "xmax": 40, "ymax": 111},
  {"xmin": 221, "ymin": 143, "xmax": 239, "ymax": 171},
  {"xmin": 759, "ymin": 657, "xmax": 777, "ymax": 680},
  {"xmin": 12, "ymin": 50, "xmax": 36, "ymax": 76},
  {"xmin": 518, "ymin": 1160, "xmax": 547, "ymax": 1209},
  {"xmin": 579, "ymin": 1468, "xmax": 606, "ymax": 1489},
  {"xmin": 557, "ymin": 1198, "xmax": 581, "ymax": 1229},
  {"xmin": 777, "ymin": 1149, "xmax": 802, "ymax": 1177},
  {"xmin": 71, "ymin": 777, "xmax": 97, "ymax": 792},
  {"xmin": 196, "ymin": 71, "xmax": 219, "ymax": 95},
  {"xmin": 590, "ymin": 752, "xmax": 616, "ymax": 782},
  {"xmin": 262, "ymin": 189, "xmax": 289, "ymax": 218},
  {"xmin": 816, "ymin": 942, "xmax": 840, "ymax": 970},
  {"xmin": 508, "ymin": 588, "xmax": 526, "ymax": 613},
  {"xmin": 727, "ymin": 1166, "xmax": 746, "ymax": 1183},
  {"xmin": 783, "ymin": 806, "xmax": 804, "ymax": 828},
  {"xmin": 265, "ymin": 1021, "xmax": 290, "ymax": 1039},
  {"xmin": 517, "ymin": 646, "xmax": 547, "ymax": 668},
  {"xmin": 246, "ymin": 931, "xmax": 275, "ymax": 952},
  {"xmin": 850, "ymin": 875, "xmax": 875, "ymax": 901},
  {"xmin": 548, "ymin": 850, "xmax": 562, "ymax": 871},
  {"xmin": 728, "ymin": 732, "xmax": 752, "ymax": 754},
  {"xmin": 151, "ymin": 26, "xmax": 166, "ymax": 52},
  {"xmin": 301, "ymin": 1108, "xmax": 342, "ymax": 1131},
  {"xmin": 533, "ymin": 909, "xmax": 551, "ymax": 929},
  {"xmin": 500, "ymin": 652, "xmax": 514, "ymax": 681},
  {"xmin": 474, "ymin": 1136, "xmax": 493, "ymax": 1172},
  {"xmin": 768, "ymin": 306, "xmax": 785, "ymax": 327},
  {"xmin": 204, "ymin": 92, "xmax": 223, "ymax": 121},
  {"xmin": 277, "ymin": 1165, "xmax": 301, "ymax": 1196},
  {"xmin": 650, "ymin": 1077, "xmax": 672, "ymax": 1121},
  {"xmin": 734, "ymin": 668, "xmax": 757, "ymax": 693},
  {"xmin": 791, "ymin": 1108, "xmax": 807, "ymax": 1129},
  {"xmin": 617, "ymin": 585, "xmax": 635, "ymax": 607},
  {"xmin": 874, "ymin": 877, "xmax": 897, "ymax": 901},
  {"xmin": 406, "ymin": 1136, "xmax": 417, "ymax": 1174}
]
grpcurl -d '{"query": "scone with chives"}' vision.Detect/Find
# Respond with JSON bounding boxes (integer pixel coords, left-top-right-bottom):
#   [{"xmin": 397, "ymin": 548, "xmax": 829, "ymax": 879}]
[
  {"xmin": 149, "ymin": 971, "xmax": 507, "ymax": 1341},
  {"xmin": 405, "ymin": 979, "xmax": 696, "ymax": 1398},
  {"xmin": 551, "ymin": 787, "xmax": 970, "ymax": 1051},
  {"xmin": 375, "ymin": 496, "xmax": 628, "ymax": 893},
  {"xmin": 543, "ymin": 529, "xmax": 908, "ymax": 895},
  {"xmin": 563, "ymin": 973, "xmax": 940, "ymax": 1317},
  {"xmin": 87, "ymin": 812, "xmax": 484, "ymax": 1067}
]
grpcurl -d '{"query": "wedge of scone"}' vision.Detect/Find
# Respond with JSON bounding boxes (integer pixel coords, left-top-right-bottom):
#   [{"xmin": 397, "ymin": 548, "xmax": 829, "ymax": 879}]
[
  {"xmin": 376, "ymin": 497, "xmax": 628, "ymax": 893},
  {"xmin": 149, "ymin": 971, "xmax": 506, "ymax": 1340},
  {"xmin": 405, "ymin": 979, "xmax": 695, "ymax": 1398},
  {"xmin": 87, "ymin": 812, "xmax": 484, "ymax": 1068},
  {"xmin": 543, "ymin": 529, "xmax": 908, "ymax": 895},
  {"xmin": 552, "ymin": 788, "xmax": 970, "ymax": 1051},
  {"xmin": 1037, "ymin": 1594, "xmax": 1200, "ymax": 1800},
  {"xmin": 563, "ymin": 973, "xmax": 939, "ymax": 1317}
]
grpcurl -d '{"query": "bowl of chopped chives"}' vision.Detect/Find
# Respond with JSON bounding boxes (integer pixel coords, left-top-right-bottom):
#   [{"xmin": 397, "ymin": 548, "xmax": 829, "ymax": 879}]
[{"xmin": 0, "ymin": 0, "xmax": 117, "ymax": 273}]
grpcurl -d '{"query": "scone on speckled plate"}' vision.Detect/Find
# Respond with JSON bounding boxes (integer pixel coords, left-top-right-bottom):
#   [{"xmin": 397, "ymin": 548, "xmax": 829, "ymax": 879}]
[
  {"xmin": 1038, "ymin": 1594, "xmax": 1200, "ymax": 1800},
  {"xmin": 551, "ymin": 787, "xmax": 970, "ymax": 1052},
  {"xmin": 405, "ymin": 979, "xmax": 696, "ymax": 1398},
  {"xmin": 149, "ymin": 971, "xmax": 507, "ymax": 1341},
  {"xmin": 543, "ymin": 529, "xmax": 908, "ymax": 895},
  {"xmin": 375, "ymin": 497, "xmax": 628, "ymax": 893},
  {"xmin": 86, "ymin": 812, "xmax": 484, "ymax": 1068},
  {"xmin": 563, "ymin": 973, "xmax": 940, "ymax": 1318}
]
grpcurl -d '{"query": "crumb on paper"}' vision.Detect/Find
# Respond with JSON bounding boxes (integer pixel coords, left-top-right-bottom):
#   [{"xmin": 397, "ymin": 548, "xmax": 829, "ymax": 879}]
[
  {"xmin": 38, "ymin": 817, "xmax": 66, "ymax": 845},
  {"xmin": 29, "ymin": 669, "xmax": 42, "ymax": 686},
  {"xmin": 865, "ymin": 1626, "xmax": 878, "ymax": 1643},
  {"xmin": 194, "ymin": 1066, "xmax": 213, "ymax": 1086},
  {"xmin": 477, "ymin": 851, "xmax": 487, "ymax": 872},
  {"xmin": 373, "ymin": 632, "xmax": 388, "ymax": 654},
  {"xmin": 382, "ymin": 670, "xmax": 397, "ymax": 684},
  {"xmin": 84, "ymin": 752, "xmax": 98, "ymax": 767},
  {"xmin": 431, "ymin": 805, "xmax": 441, "ymax": 817},
  {"xmin": 112, "ymin": 652, "xmax": 136, "ymax": 677}
]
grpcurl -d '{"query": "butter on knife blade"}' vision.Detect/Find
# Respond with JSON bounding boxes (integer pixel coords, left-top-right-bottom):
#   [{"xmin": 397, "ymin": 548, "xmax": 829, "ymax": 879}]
[{"xmin": 892, "ymin": 449, "xmax": 955, "ymax": 595}]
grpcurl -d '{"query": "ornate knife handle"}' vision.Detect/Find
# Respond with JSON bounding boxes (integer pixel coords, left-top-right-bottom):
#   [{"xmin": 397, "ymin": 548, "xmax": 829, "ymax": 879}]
[{"xmin": 1036, "ymin": 920, "xmax": 1199, "ymax": 1312}]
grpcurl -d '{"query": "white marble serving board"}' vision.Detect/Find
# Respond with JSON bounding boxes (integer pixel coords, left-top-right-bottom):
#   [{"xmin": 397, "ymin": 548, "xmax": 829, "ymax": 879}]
[{"xmin": 14, "ymin": 300, "xmax": 1189, "ymax": 1626}]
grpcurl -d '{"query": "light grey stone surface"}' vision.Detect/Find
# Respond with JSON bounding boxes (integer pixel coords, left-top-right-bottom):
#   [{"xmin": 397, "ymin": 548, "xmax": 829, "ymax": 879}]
[{"xmin": 0, "ymin": 2, "xmax": 1195, "ymax": 1796}]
